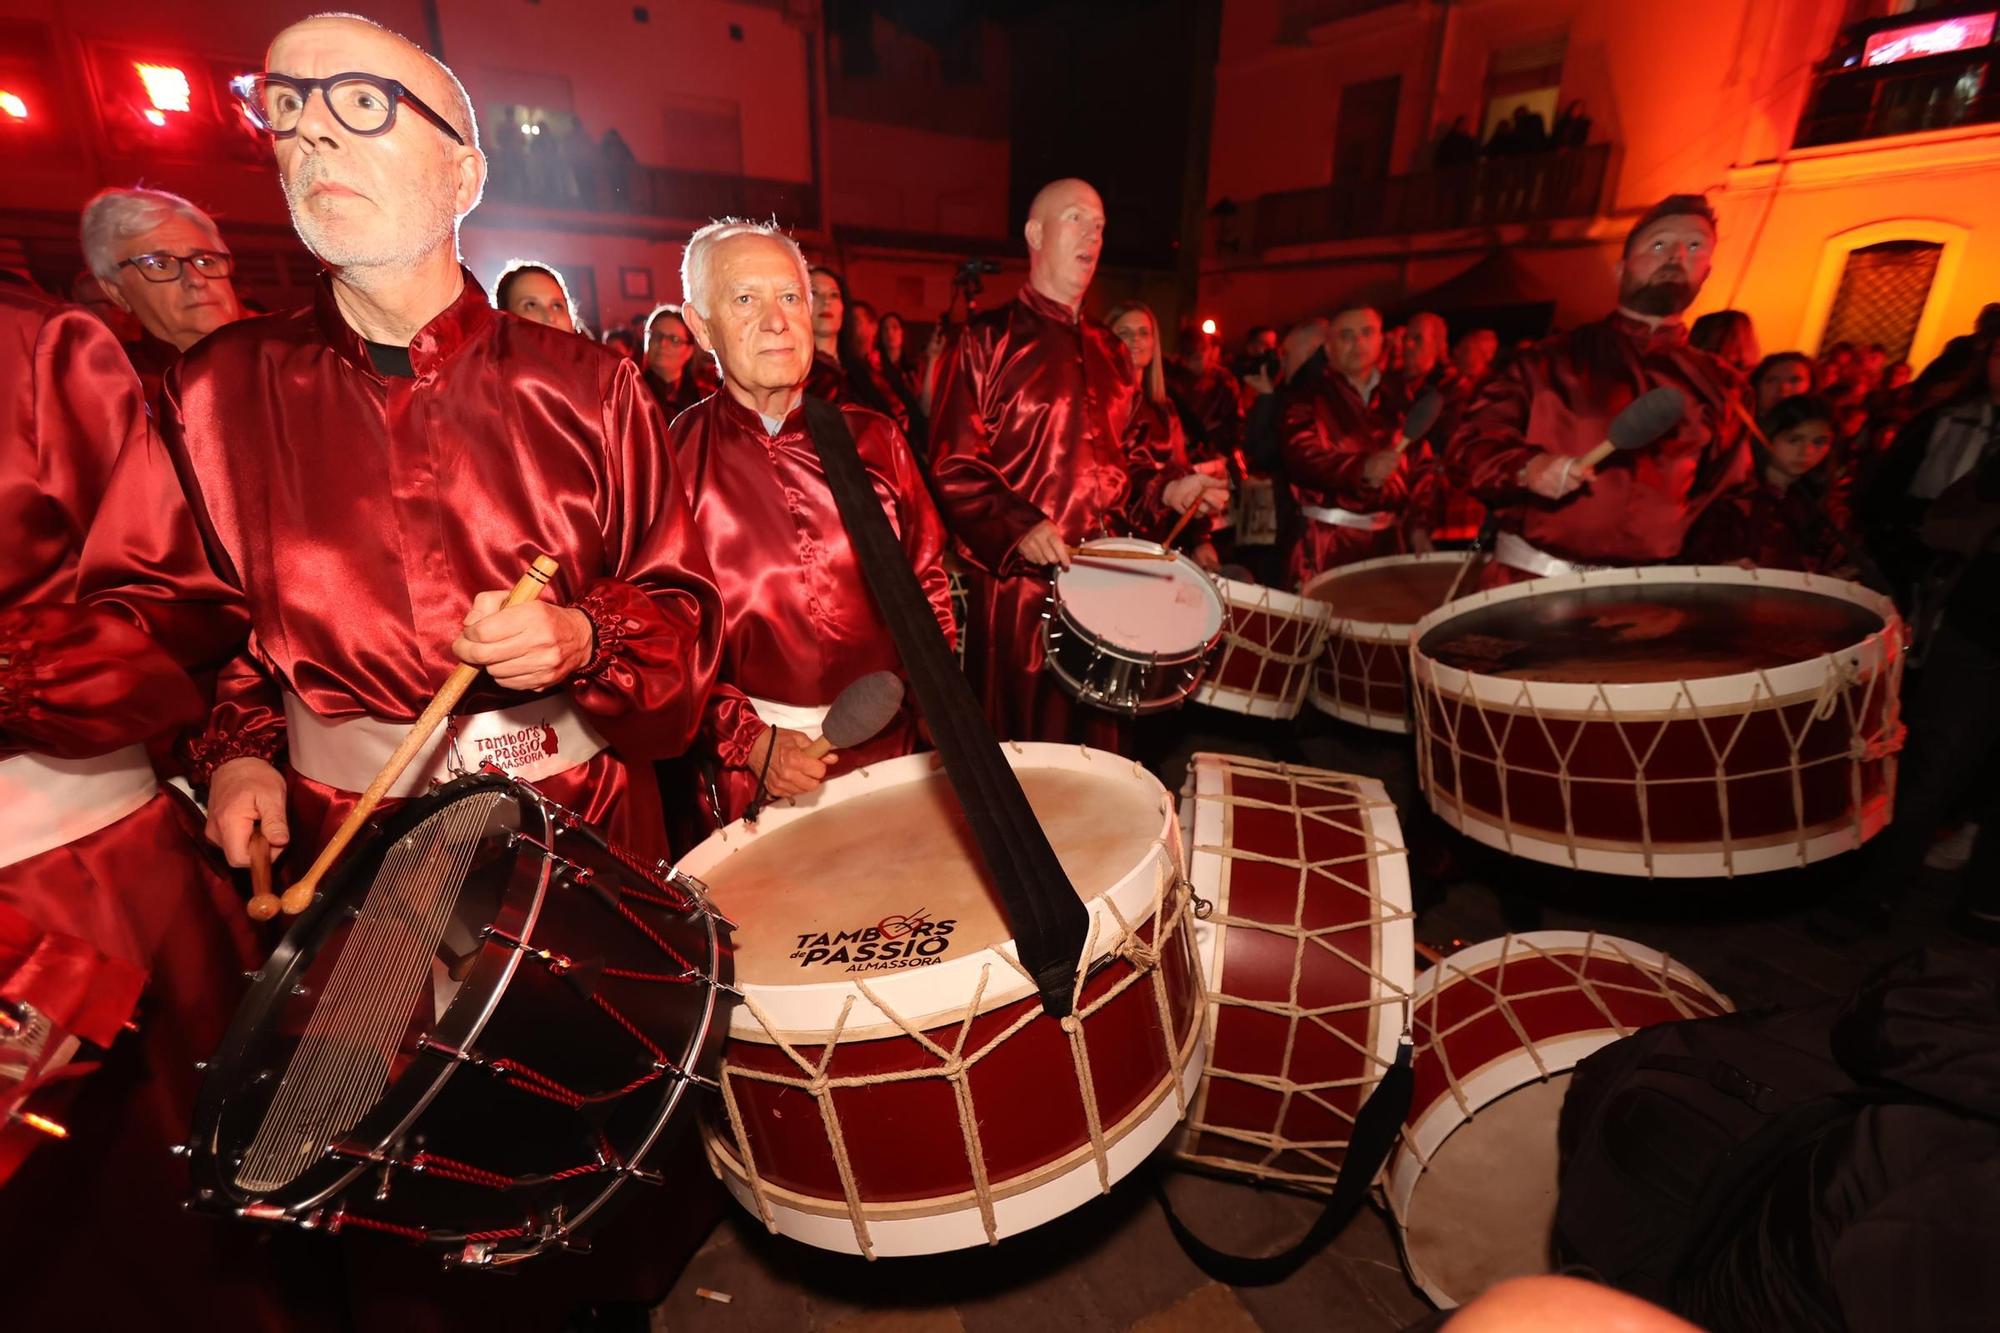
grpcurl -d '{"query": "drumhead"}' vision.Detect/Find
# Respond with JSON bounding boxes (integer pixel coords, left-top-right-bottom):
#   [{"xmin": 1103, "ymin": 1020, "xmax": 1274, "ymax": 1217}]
[
  {"xmin": 1411, "ymin": 566, "xmax": 1901, "ymax": 713},
  {"xmin": 1303, "ymin": 553, "xmax": 1469, "ymax": 632},
  {"xmin": 677, "ymin": 745, "xmax": 1180, "ymax": 1040},
  {"xmin": 1058, "ymin": 539, "xmax": 1225, "ymax": 656}
]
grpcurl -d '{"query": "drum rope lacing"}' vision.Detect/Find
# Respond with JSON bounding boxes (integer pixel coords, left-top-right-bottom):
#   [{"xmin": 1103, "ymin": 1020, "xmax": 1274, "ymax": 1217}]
[
  {"xmin": 1401, "ymin": 933, "xmax": 1731, "ymax": 1173},
  {"xmin": 1412, "ymin": 595, "xmax": 1906, "ymax": 877},
  {"xmin": 1178, "ymin": 761, "xmax": 1417, "ymax": 1192},
  {"xmin": 1202, "ymin": 581, "xmax": 1332, "ymax": 712},
  {"xmin": 714, "ymin": 831, "xmax": 1197, "ymax": 1259}
]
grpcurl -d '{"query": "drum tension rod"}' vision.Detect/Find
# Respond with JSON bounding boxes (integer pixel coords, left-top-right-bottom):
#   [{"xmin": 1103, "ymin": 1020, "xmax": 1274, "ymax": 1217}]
[{"xmin": 478, "ymin": 924, "xmax": 576, "ymax": 975}]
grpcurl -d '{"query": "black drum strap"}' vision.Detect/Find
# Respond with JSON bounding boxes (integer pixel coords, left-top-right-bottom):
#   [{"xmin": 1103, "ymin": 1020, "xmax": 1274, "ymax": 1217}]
[
  {"xmin": 800, "ymin": 397, "xmax": 1089, "ymax": 1018},
  {"xmin": 1154, "ymin": 1039, "xmax": 1414, "ymax": 1286}
]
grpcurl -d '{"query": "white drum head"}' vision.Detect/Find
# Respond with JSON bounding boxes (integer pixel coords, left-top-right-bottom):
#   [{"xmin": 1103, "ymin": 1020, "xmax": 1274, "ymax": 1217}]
[{"xmin": 1058, "ymin": 539, "xmax": 1224, "ymax": 656}]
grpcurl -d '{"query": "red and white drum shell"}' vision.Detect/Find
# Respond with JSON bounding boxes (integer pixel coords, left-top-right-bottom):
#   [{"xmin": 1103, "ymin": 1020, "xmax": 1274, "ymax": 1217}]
[
  {"xmin": 1175, "ymin": 754, "xmax": 1414, "ymax": 1192},
  {"xmin": 1302, "ymin": 553, "xmax": 1472, "ymax": 733},
  {"xmin": 1193, "ymin": 579, "xmax": 1334, "ymax": 720},
  {"xmin": 1412, "ymin": 566, "xmax": 1905, "ymax": 877},
  {"xmin": 684, "ymin": 745, "xmax": 1203, "ymax": 1257},
  {"xmin": 1387, "ymin": 932, "xmax": 1731, "ymax": 1308}
]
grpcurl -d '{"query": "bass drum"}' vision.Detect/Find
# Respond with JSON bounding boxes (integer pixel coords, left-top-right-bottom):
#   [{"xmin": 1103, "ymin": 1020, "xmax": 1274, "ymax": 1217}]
[
  {"xmin": 188, "ymin": 771, "xmax": 731, "ymax": 1266},
  {"xmin": 687, "ymin": 745, "xmax": 1202, "ymax": 1258}
]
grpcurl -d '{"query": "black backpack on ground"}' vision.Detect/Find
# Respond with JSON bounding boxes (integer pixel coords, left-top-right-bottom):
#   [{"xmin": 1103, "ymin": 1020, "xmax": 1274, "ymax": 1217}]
[{"xmin": 1553, "ymin": 945, "xmax": 2000, "ymax": 1333}]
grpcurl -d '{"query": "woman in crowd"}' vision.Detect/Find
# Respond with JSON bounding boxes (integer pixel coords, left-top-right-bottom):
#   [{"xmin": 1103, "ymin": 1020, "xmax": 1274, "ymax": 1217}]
[
  {"xmin": 1690, "ymin": 308, "xmax": 1760, "ymax": 374},
  {"xmin": 641, "ymin": 302, "xmax": 707, "ymax": 423},
  {"xmin": 1107, "ymin": 300, "xmax": 1218, "ymax": 570},
  {"xmin": 1689, "ymin": 393, "xmax": 1859, "ymax": 576},
  {"xmin": 875, "ymin": 310, "xmax": 927, "ymax": 437},
  {"xmin": 838, "ymin": 298, "xmax": 911, "ymax": 432},
  {"xmin": 495, "ymin": 259, "xmax": 582, "ymax": 334}
]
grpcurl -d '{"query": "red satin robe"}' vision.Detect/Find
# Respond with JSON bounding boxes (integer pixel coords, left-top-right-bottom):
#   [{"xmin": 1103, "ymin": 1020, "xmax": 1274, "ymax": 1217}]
[
  {"xmin": 1282, "ymin": 369, "xmax": 1412, "ymax": 584},
  {"xmin": 672, "ymin": 392, "xmax": 953, "ymax": 822},
  {"xmin": 1404, "ymin": 364, "xmax": 1486, "ymax": 543},
  {"xmin": 927, "ymin": 285, "xmax": 1183, "ymax": 747},
  {"xmin": 0, "ymin": 287, "xmax": 300, "ymax": 1329},
  {"xmin": 1448, "ymin": 313, "xmax": 1751, "ymax": 588},
  {"xmin": 78, "ymin": 271, "xmax": 724, "ymax": 865}
]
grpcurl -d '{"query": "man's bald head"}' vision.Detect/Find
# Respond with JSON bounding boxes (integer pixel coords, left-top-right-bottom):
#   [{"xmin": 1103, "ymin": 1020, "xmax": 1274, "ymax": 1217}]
[
  {"xmin": 1023, "ymin": 177, "xmax": 1105, "ymax": 312},
  {"xmin": 264, "ymin": 11, "xmax": 486, "ymax": 276}
]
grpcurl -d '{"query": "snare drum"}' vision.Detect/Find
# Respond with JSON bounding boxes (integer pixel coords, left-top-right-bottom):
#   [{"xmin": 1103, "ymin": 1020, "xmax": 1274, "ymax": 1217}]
[
  {"xmin": 1044, "ymin": 539, "xmax": 1226, "ymax": 714},
  {"xmin": 686, "ymin": 745, "xmax": 1202, "ymax": 1257},
  {"xmin": 1387, "ymin": 932, "xmax": 1730, "ymax": 1308},
  {"xmin": 1303, "ymin": 553, "xmax": 1474, "ymax": 732},
  {"xmin": 1193, "ymin": 580, "xmax": 1334, "ymax": 719},
  {"xmin": 1175, "ymin": 754, "xmax": 1414, "ymax": 1191},
  {"xmin": 1412, "ymin": 566, "xmax": 1906, "ymax": 877},
  {"xmin": 189, "ymin": 771, "xmax": 730, "ymax": 1266}
]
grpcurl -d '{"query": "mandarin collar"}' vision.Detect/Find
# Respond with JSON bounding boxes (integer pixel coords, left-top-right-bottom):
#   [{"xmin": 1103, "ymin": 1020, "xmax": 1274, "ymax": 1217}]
[
  {"xmin": 314, "ymin": 265, "xmax": 494, "ymax": 377},
  {"xmin": 1018, "ymin": 283, "xmax": 1084, "ymax": 327},
  {"xmin": 1608, "ymin": 310, "xmax": 1687, "ymax": 349},
  {"xmin": 715, "ymin": 384, "xmax": 805, "ymax": 438}
]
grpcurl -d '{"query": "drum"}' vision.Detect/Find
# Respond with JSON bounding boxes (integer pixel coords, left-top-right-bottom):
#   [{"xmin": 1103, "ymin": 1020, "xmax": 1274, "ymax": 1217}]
[
  {"xmin": 1303, "ymin": 553, "xmax": 1475, "ymax": 732},
  {"xmin": 188, "ymin": 771, "xmax": 730, "ymax": 1266},
  {"xmin": 1387, "ymin": 932, "xmax": 1730, "ymax": 1308},
  {"xmin": 1411, "ymin": 566, "xmax": 1905, "ymax": 877},
  {"xmin": 686, "ymin": 745, "xmax": 1202, "ymax": 1257},
  {"xmin": 1193, "ymin": 579, "xmax": 1334, "ymax": 719},
  {"xmin": 1174, "ymin": 754, "xmax": 1414, "ymax": 1191},
  {"xmin": 1043, "ymin": 538, "xmax": 1227, "ymax": 715}
]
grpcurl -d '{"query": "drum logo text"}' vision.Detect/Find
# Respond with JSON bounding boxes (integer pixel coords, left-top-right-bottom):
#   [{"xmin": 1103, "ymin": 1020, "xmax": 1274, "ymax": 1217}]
[
  {"xmin": 474, "ymin": 720, "xmax": 560, "ymax": 770},
  {"xmin": 790, "ymin": 909, "xmax": 957, "ymax": 971}
]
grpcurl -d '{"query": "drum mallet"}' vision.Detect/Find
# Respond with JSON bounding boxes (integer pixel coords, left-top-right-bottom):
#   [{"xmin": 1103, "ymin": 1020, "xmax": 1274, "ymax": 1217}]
[
  {"xmin": 803, "ymin": 670, "xmax": 907, "ymax": 759},
  {"xmin": 1575, "ymin": 386, "xmax": 1688, "ymax": 471},
  {"xmin": 1391, "ymin": 388, "xmax": 1445, "ymax": 455},
  {"xmin": 245, "ymin": 827, "xmax": 280, "ymax": 922},
  {"xmin": 274, "ymin": 555, "xmax": 560, "ymax": 916}
]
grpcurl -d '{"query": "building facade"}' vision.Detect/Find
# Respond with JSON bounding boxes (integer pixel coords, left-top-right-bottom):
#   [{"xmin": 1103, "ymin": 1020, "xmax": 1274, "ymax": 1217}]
[{"xmin": 1200, "ymin": 0, "xmax": 1999, "ymax": 369}]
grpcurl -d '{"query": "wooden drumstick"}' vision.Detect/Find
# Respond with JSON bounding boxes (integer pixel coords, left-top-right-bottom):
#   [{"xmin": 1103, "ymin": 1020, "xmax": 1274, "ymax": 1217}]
[
  {"xmin": 244, "ymin": 827, "xmax": 279, "ymax": 922},
  {"xmin": 1072, "ymin": 545, "xmax": 1179, "ymax": 563},
  {"xmin": 277, "ymin": 555, "xmax": 560, "ymax": 916}
]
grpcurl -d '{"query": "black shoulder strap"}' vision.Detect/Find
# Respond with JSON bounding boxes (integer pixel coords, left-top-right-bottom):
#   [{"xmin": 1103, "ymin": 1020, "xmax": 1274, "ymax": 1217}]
[
  {"xmin": 799, "ymin": 397, "xmax": 1090, "ymax": 1017},
  {"xmin": 1155, "ymin": 1038, "xmax": 1414, "ymax": 1286}
]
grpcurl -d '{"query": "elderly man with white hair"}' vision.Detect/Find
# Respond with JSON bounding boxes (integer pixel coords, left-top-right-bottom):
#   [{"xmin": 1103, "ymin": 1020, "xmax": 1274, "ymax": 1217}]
[
  {"xmin": 78, "ymin": 186, "xmax": 245, "ymax": 404},
  {"xmin": 78, "ymin": 12, "xmax": 722, "ymax": 879},
  {"xmin": 668, "ymin": 219, "xmax": 952, "ymax": 824}
]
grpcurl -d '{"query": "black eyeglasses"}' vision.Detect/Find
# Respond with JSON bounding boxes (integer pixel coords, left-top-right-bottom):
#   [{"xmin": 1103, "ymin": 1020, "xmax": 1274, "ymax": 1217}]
[
  {"xmin": 118, "ymin": 250, "xmax": 234, "ymax": 283},
  {"xmin": 229, "ymin": 71, "xmax": 465, "ymax": 145}
]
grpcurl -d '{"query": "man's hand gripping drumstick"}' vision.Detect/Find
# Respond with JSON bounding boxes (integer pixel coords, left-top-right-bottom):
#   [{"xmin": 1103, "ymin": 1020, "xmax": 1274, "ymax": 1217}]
[{"xmin": 217, "ymin": 556, "xmax": 565, "ymax": 918}]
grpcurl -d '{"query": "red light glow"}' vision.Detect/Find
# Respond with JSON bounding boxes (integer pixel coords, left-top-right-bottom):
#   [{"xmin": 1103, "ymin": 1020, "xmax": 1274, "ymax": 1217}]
[
  {"xmin": 142, "ymin": 107, "xmax": 167, "ymax": 127},
  {"xmin": 1863, "ymin": 14, "xmax": 1996, "ymax": 67},
  {"xmin": 134, "ymin": 62, "xmax": 192, "ymax": 113},
  {"xmin": 0, "ymin": 91, "xmax": 26, "ymax": 120},
  {"xmin": 1200, "ymin": 318, "xmax": 1217, "ymax": 335}
]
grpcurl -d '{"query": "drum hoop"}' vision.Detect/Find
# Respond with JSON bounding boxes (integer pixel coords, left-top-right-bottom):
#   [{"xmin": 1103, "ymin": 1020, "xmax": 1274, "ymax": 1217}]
[
  {"xmin": 1215, "ymin": 575, "xmax": 1335, "ymax": 631},
  {"xmin": 1409, "ymin": 564, "xmax": 1906, "ymax": 714},
  {"xmin": 1051, "ymin": 540, "xmax": 1228, "ymax": 664},
  {"xmin": 189, "ymin": 772, "xmax": 554, "ymax": 1215},
  {"xmin": 1041, "ymin": 618, "xmax": 1212, "ymax": 715},
  {"xmin": 1302, "ymin": 551, "xmax": 1473, "ymax": 641},
  {"xmin": 676, "ymin": 745, "xmax": 1181, "ymax": 1041},
  {"xmin": 1180, "ymin": 754, "xmax": 1417, "ymax": 1189}
]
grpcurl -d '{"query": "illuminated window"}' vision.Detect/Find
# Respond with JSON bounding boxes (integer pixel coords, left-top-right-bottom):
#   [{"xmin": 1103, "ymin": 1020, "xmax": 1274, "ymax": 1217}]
[
  {"xmin": 0, "ymin": 90, "xmax": 25, "ymax": 120},
  {"xmin": 135, "ymin": 62, "xmax": 192, "ymax": 113},
  {"xmin": 1820, "ymin": 241, "xmax": 1943, "ymax": 363}
]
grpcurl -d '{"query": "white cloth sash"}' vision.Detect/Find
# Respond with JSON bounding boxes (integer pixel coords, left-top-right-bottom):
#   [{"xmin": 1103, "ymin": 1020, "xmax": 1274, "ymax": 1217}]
[
  {"xmin": 283, "ymin": 694, "xmax": 606, "ymax": 798},
  {"xmin": 0, "ymin": 746, "xmax": 158, "ymax": 871},
  {"xmin": 745, "ymin": 695, "xmax": 832, "ymax": 734},
  {"xmin": 1493, "ymin": 530, "xmax": 1615, "ymax": 579},
  {"xmin": 1300, "ymin": 503, "xmax": 1395, "ymax": 532}
]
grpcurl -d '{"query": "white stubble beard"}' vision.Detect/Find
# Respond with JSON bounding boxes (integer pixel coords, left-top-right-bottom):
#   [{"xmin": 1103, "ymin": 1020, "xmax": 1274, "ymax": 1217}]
[{"xmin": 281, "ymin": 151, "xmax": 459, "ymax": 278}]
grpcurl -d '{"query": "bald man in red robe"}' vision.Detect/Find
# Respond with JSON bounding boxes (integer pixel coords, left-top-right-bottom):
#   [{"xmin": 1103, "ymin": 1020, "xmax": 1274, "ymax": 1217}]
[
  {"xmin": 1448, "ymin": 194, "xmax": 1750, "ymax": 587},
  {"xmin": 927, "ymin": 178, "xmax": 1222, "ymax": 746},
  {"xmin": 1282, "ymin": 303, "xmax": 1414, "ymax": 583},
  {"xmin": 670, "ymin": 221, "xmax": 952, "ymax": 824},
  {"xmin": 79, "ymin": 15, "xmax": 723, "ymax": 883}
]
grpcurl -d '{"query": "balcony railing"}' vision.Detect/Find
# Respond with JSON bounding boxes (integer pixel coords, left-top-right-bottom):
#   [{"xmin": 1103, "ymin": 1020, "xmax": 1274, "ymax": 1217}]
[
  {"xmin": 1795, "ymin": 53, "xmax": 1998, "ymax": 148},
  {"xmin": 484, "ymin": 151, "xmax": 820, "ymax": 230},
  {"xmin": 1247, "ymin": 143, "xmax": 1611, "ymax": 252}
]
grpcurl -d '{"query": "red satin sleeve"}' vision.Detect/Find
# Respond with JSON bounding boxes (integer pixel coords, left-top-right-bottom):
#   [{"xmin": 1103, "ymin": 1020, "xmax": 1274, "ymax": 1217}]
[
  {"xmin": 1283, "ymin": 391, "xmax": 1410, "ymax": 511},
  {"xmin": 564, "ymin": 361, "xmax": 723, "ymax": 760},
  {"xmin": 927, "ymin": 329, "xmax": 1049, "ymax": 574},
  {"xmin": 1446, "ymin": 363, "xmax": 1540, "ymax": 507},
  {"xmin": 0, "ymin": 604, "xmax": 203, "ymax": 759}
]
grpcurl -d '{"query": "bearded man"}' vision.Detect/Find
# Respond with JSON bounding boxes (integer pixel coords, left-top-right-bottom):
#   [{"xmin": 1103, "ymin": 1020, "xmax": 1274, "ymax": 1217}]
[
  {"xmin": 669, "ymin": 220, "xmax": 951, "ymax": 823},
  {"xmin": 926, "ymin": 177, "xmax": 1222, "ymax": 747},
  {"xmin": 1447, "ymin": 194, "xmax": 1750, "ymax": 584},
  {"xmin": 79, "ymin": 11, "xmax": 722, "ymax": 880}
]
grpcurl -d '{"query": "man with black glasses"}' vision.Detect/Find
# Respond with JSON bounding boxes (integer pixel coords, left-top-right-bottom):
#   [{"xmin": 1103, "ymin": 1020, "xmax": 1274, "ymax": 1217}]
[{"xmin": 78, "ymin": 186, "xmax": 245, "ymax": 408}]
